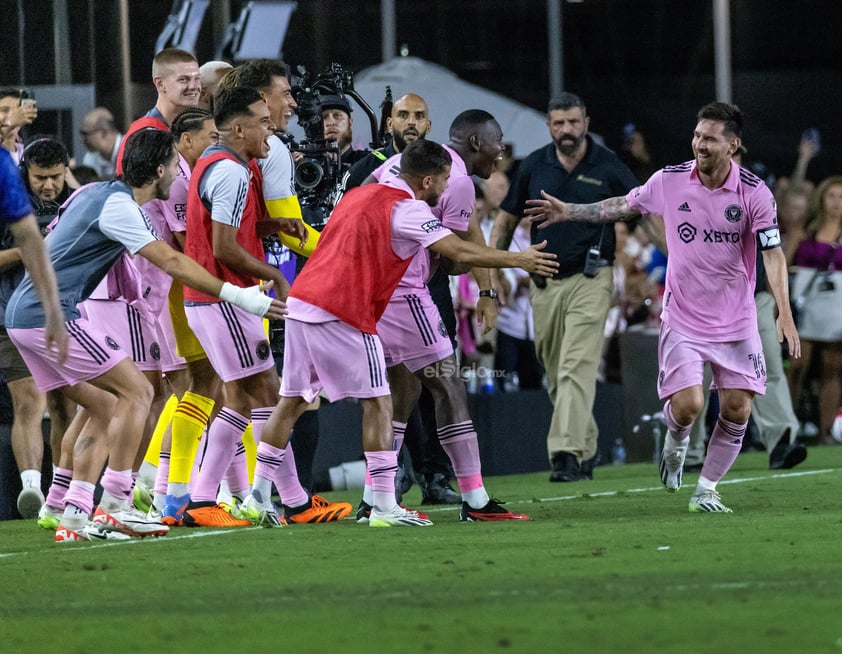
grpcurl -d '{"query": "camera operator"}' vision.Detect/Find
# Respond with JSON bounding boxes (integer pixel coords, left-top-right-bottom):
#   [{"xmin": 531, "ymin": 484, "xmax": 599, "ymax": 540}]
[{"xmin": 319, "ymin": 94, "xmax": 368, "ymax": 173}]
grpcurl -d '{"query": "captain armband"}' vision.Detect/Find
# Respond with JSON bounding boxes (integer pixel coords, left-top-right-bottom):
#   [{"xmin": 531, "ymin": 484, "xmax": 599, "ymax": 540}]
[{"xmin": 758, "ymin": 226, "xmax": 781, "ymax": 250}]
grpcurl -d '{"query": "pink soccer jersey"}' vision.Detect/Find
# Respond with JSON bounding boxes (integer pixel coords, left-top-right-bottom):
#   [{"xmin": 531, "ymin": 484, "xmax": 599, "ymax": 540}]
[
  {"xmin": 626, "ymin": 161, "xmax": 778, "ymax": 342},
  {"xmin": 372, "ymin": 145, "xmax": 474, "ymax": 294}
]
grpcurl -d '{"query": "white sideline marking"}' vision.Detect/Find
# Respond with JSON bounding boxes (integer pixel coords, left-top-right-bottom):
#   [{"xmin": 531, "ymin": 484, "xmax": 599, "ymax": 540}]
[
  {"xmin": 0, "ymin": 468, "xmax": 835, "ymax": 559},
  {"xmin": 536, "ymin": 467, "xmax": 835, "ymax": 503},
  {"xmin": 416, "ymin": 467, "xmax": 837, "ymax": 513},
  {"xmin": 0, "ymin": 526, "xmax": 264, "ymax": 559}
]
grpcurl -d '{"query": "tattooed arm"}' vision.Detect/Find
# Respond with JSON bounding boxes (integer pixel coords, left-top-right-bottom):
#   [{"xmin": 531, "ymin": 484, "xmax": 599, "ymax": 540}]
[{"xmin": 524, "ymin": 190, "xmax": 641, "ymax": 229}]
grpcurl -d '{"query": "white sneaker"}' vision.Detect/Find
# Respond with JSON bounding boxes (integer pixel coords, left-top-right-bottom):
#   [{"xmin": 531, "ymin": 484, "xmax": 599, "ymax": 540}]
[
  {"xmin": 240, "ymin": 494, "xmax": 285, "ymax": 527},
  {"xmin": 659, "ymin": 437, "xmax": 689, "ymax": 492},
  {"xmin": 689, "ymin": 489, "xmax": 733, "ymax": 513},
  {"xmin": 369, "ymin": 505, "xmax": 433, "ymax": 527},
  {"xmin": 37, "ymin": 503, "xmax": 63, "ymax": 530},
  {"xmin": 17, "ymin": 485, "xmax": 45, "ymax": 519},
  {"xmin": 55, "ymin": 522, "xmax": 132, "ymax": 542},
  {"xmin": 93, "ymin": 505, "xmax": 169, "ymax": 537}
]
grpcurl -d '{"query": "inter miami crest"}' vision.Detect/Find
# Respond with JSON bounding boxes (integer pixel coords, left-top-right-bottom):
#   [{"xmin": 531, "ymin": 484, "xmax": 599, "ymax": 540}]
[
  {"xmin": 724, "ymin": 204, "xmax": 743, "ymax": 223},
  {"xmin": 256, "ymin": 341, "xmax": 270, "ymax": 361},
  {"xmin": 105, "ymin": 336, "xmax": 121, "ymax": 351}
]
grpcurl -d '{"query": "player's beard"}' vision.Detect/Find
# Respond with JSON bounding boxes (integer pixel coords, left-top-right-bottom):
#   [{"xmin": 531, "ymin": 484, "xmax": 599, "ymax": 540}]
[{"xmin": 394, "ymin": 129, "xmax": 423, "ymax": 152}]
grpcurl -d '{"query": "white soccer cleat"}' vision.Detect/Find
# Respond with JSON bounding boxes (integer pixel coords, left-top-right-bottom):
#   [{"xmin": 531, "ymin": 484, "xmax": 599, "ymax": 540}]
[
  {"xmin": 240, "ymin": 494, "xmax": 285, "ymax": 527},
  {"xmin": 368, "ymin": 505, "xmax": 433, "ymax": 527},
  {"xmin": 17, "ymin": 485, "xmax": 45, "ymax": 520},
  {"xmin": 93, "ymin": 505, "xmax": 169, "ymax": 537},
  {"xmin": 55, "ymin": 522, "xmax": 132, "ymax": 542},
  {"xmin": 689, "ymin": 489, "xmax": 733, "ymax": 513},
  {"xmin": 659, "ymin": 437, "xmax": 689, "ymax": 492},
  {"xmin": 37, "ymin": 503, "xmax": 63, "ymax": 530}
]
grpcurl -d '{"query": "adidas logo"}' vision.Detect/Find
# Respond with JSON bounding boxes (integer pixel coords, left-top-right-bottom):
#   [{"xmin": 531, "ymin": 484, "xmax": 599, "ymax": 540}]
[{"xmin": 678, "ymin": 202, "xmax": 691, "ymax": 212}]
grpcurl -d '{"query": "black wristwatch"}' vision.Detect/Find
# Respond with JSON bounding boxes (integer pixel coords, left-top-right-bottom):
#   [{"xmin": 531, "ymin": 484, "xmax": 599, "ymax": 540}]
[{"xmin": 478, "ymin": 289, "xmax": 498, "ymax": 301}]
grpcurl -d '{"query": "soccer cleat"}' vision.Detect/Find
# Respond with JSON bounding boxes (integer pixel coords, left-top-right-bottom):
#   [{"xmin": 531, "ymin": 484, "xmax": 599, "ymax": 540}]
[
  {"xmin": 688, "ymin": 489, "xmax": 733, "ymax": 513},
  {"xmin": 659, "ymin": 438, "xmax": 689, "ymax": 492},
  {"xmin": 132, "ymin": 479, "xmax": 154, "ymax": 514},
  {"xmin": 284, "ymin": 495, "xmax": 352, "ymax": 524},
  {"xmin": 181, "ymin": 501, "xmax": 251, "ymax": 528},
  {"xmin": 93, "ymin": 505, "xmax": 170, "ymax": 537},
  {"xmin": 459, "ymin": 498, "xmax": 530, "ymax": 522},
  {"xmin": 240, "ymin": 494, "xmax": 286, "ymax": 527},
  {"xmin": 356, "ymin": 500, "xmax": 373, "ymax": 524},
  {"xmin": 160, "ymin": 493, "xmax": 191, "ymax": 526},
  {"xmin": 55, "ymin": 522, "xmax": 132, "ymax": 542},
  {"xmin": 420, "ymin": 473, "xmax": 461, "ymax": 505},
  {"xmin": 369, "ymin": 505, "xmax": 433, "ymax": 527},
  {"xmin": 37, "ymin": 503, "xmax": 63, "ymax": 531},
  {"xmin": 17, "ymin": 485, "xmax": 45, "ymax": 519},
  {"xmin": 356, "ymin": 500, "xmax": 429, "ymax": 524}
]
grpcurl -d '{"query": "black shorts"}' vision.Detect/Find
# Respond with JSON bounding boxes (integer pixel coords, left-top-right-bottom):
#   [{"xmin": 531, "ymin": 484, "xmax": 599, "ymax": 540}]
[{"xmin": 0, "ymin": 326, "xmax": 33, "ymax": 383}]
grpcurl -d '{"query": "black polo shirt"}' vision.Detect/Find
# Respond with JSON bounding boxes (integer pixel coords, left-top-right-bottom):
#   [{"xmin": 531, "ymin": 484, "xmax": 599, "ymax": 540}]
[
  {"xmin": 341, "ymin": 142, "xmax": 398, "ymax": 191},
  {"xmin": 501, "ymin": 136, "xmax": 639, "ymax": 277}
]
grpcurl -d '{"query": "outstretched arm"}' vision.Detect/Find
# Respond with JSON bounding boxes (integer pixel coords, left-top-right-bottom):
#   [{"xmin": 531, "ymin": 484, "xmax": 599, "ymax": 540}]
[
  {"xmin": 138, "ymin": 240, "xmax": 287, "ymax": 320},
  {"xmin": 524, "ymin": 190, "xmax": 641, "ymax": 229},
  {"xmin": 429, "ymin": 234, "xmax": 558, "ymax": 277}
]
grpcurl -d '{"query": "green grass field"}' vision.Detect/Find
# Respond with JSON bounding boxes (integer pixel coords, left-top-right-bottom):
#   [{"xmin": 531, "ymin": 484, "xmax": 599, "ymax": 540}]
[{"xmin": 1, "ymin": 448, "xmax": 840, "ymax": 654}]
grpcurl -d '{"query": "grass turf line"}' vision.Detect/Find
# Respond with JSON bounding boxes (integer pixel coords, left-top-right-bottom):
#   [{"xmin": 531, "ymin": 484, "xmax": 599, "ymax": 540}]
[{"xmin": 0, "ymin": 448, "xmax": 840, "ymax": 654}]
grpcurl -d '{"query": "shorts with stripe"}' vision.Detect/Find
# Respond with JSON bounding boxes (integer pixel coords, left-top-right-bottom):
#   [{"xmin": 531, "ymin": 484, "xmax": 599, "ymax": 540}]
[
  {"xmin": 8, "ymin": 320, "xmax": 129, "ymax": 392},
  {"xmin": 377, "ymin": 291, "xmax": 453, "ymax": 372},
  {"xmin": 657, "ymin": 321, "xmax": 767, "ymax": 400},
  {"xmin": 185, "ymin": 302, "xmax": 274, "ymax": 383},
  {"xmin": 280, "ymin": 318, "xmax": 390, "ymax": 403},
  {"xmin": 81, "ymin": 299, "xmax": 162, "ymax": 372},
  {"xmin": 154, "ymin": 294, "xmax": 187, "ymax": 373},
  {"xmin": 169, "ymin": 280, "xmax": 207, "ymax": 363}
]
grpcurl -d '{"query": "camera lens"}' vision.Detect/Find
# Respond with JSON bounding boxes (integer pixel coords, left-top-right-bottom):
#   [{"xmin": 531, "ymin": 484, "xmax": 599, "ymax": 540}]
[{"xmin": 295, "ymin": 159, "xmax": 324, "ymax": 189}]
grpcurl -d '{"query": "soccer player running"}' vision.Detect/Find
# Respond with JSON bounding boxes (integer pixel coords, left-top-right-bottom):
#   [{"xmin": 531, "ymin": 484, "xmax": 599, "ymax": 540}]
[
  {"xmin": 525, "ymin": 102, "xmax": 800, "ymax": 513},
  {"xmin": 243, "ymin": 139, "xmax": 558, "ymax": 527},
  {"xmin": 4, "ymin": 129, "xmax": 285, "ymax": 542}
]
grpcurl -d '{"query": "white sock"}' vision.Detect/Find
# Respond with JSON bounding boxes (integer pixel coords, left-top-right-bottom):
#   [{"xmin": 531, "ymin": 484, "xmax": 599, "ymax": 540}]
[
  {"xmin": 362, "ymin": 483, "xmax": 374, "ymax": 505},
  {"xmin": 464, "ymin": 487, "xmax": 490, "ymax": 509},
  {"xmin": 167, "ymin": 482, "xmax": 190, "ymax": 497},
  {"xmin": 251, "ymin": 475, "xmax": 273, "ymax": 506},
  {"xmin": 99, "ymin": 489, "xmax": 130, "ymax": 512},
  {"xmin": 20, "ymin": 469, "xmax": 41, "ymax": 490},
  {"xmin": 137, "ymin": 460, "xmax": 157, "ymax": 487},
  {"xmin": 695, "ymin": 475, "xmax": 717, "ymax": 494},
  {"xmin": 61, "ymin": 504, "xmax": 88, "ymax": 531}
]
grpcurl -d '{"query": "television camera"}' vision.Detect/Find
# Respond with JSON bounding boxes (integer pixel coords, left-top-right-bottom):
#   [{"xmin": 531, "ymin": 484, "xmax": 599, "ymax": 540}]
[{"xmin": 285, "ymin": 63, "xmax": 391, "ymax": 222}]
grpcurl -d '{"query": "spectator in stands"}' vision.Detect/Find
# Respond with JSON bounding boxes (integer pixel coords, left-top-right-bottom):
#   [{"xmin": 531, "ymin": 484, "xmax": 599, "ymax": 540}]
[
  {"xmin": 0, "ymin": 88, "xmax": 38, "ymax": 163},
  {"xmin": 787, "ymin": 176, "xmax": 842, "ymax": 446},
  {"xmin": 79, "ymin": 107, "xmax": 123, "ymax": 179}
]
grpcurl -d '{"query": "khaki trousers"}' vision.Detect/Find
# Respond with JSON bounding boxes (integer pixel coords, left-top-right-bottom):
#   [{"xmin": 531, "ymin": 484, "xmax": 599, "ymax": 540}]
[{"xmin": 531, "ymin": 267, "xmax": 613, "ymax": 462}]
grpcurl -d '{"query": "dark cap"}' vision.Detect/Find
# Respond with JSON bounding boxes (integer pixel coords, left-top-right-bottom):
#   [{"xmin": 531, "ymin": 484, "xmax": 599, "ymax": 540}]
[{"xmin": 319, "ymin": 94, "xmax": 352, "ymax": 114}]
